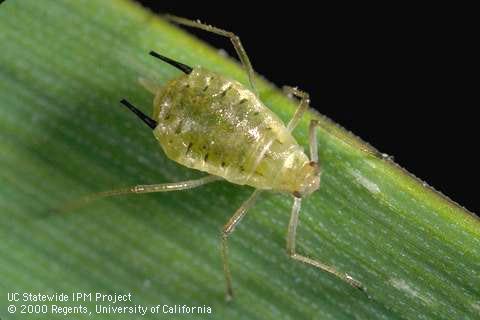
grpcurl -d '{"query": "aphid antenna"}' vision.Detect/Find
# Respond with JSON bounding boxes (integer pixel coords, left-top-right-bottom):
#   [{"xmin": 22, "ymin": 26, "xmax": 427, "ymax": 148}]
[
  {"xmin": 149, "ymin": 51, "xmax": 193, "ymax": 74},
  {"xmin": 120, "ymin": 99, "xmax": 158, "ymax": 129}
]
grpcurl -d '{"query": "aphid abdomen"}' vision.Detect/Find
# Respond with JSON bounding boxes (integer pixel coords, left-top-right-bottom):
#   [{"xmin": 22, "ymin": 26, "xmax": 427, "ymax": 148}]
[{"xmin": 152, "ymin": 68, "xmax": 306, "ymax": 191}]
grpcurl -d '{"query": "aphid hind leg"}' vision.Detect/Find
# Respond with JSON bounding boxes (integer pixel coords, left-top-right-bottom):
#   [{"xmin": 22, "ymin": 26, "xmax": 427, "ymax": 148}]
[
  {"xmin": 165, "ymin": 14, "xmax": 258, "ymax": 96},
  {"xmin": 221, "ymin": 189, "xmax": 262, "ymax": 301},
  {"xmin": 58, "ymin": 175, "xmax": 221, "ymax": 213},
  {"xmin": 286, "ymin": 197, "xmax": 364, "ymax": 290},
  {"xmin": 284, "ymin": 86, "xmax": 310, "ymax": 132}
]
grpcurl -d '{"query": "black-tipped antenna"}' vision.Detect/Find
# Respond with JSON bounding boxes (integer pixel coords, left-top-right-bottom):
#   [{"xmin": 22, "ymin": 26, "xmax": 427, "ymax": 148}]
[
  {"xmin": 149, "ymin": 51, "xmax": 193, "ymax": 74},
  {"xmin": 120, "ymin": 99, "xmax": 158, "ymax": 130}
]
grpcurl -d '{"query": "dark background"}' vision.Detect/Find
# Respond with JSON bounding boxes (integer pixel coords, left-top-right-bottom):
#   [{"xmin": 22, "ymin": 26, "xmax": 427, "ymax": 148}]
[{"xmin": 136, "ymin": 1, "xmax": 477, "ymax": 215}]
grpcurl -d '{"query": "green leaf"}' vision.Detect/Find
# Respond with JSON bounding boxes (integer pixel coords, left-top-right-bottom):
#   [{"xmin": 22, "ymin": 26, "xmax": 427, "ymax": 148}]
[{"xmin": 0, "ymin": 1, "xmax": 478, "ymax": 319}]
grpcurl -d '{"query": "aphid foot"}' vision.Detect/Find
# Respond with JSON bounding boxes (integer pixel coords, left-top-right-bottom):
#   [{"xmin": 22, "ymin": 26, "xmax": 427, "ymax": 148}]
[
  {"xmin": 344, "ymin": 273, "xmax": 362, "ymax": 289},
  {"xmin": 225, "ymin": 290, "xmax": 234, "ymax": 302}
]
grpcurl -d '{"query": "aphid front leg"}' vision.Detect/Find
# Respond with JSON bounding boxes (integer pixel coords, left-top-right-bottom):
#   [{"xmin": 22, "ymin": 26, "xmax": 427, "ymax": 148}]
[
  {"xmin": 284, "ymin": 86, "xmax": 310, "ymax": 132},
  {"xmin": 221, "ymin": 189, "xmax": 262, "ymax": 301},
  {"xmin": 286, "ymin": 196, "xmax": 364, "ymax": 291},
  {"xmin": 165, "ymin": 14, "xmax": 258, "ymax": 96}
]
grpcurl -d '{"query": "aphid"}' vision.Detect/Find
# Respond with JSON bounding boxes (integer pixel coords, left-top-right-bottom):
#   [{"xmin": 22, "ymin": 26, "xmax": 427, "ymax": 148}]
[{"xmin": 70, "ymin": 15, "xmax": 363, "ymax": 300}]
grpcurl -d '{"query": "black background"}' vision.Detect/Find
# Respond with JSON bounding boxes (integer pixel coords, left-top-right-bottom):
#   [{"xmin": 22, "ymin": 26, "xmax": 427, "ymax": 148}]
[{"xmin": 136, "ymin": 1, "xmax": 477, "ymax": 215}]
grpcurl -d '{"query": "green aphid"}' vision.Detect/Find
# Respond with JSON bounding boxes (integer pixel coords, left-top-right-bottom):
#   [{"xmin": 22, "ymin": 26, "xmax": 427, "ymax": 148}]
[{"xmin": 70, "ymin": 15, "xmax": 363, "ymax": 300}]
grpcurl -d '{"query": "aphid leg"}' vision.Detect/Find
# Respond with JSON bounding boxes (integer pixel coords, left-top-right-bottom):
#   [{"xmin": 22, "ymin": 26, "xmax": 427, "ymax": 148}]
[
  {"xmin": 284, "ymin": 86, "xmax": 310, "ymax": 132},
  {"xmin": 165, "ymin": 14, "xmax": 258, "ymax": 96},
  {"xmin": 221, "ymin": 189, "xmax": 262, "ymax": 301},
  {"xmin": 286, "ymin": 197, "xmax": 364, "ymax": 290},
  {"xmin": 309, "ymin": 119, "xmax": 319, "ymax": 163},
  {"xmin": 58, "ymin": 175, "xmax": 221, "ymax": 213}
]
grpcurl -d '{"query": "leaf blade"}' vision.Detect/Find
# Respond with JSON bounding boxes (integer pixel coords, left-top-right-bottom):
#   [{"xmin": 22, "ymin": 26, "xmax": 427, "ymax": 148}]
[{"xmin": 0, "ymin": 0, "xmax": 478, "ymax": 319}]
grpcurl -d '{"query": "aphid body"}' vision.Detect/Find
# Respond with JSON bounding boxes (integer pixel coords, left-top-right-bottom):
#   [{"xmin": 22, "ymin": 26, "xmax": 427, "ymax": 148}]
[
  {"xmin": 153, "ymin": 68, "xmax": 319, "ymax": 197},
  {"xmin": 70, "ymin": 15, "xmax": 364, "ymax": 301}
]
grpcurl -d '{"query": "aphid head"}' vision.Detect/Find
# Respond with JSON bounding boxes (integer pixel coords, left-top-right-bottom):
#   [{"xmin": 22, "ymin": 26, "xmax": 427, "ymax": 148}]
[{"xmin": 294, "ymin": 161, "xmax": 321, "ymax": 198}]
